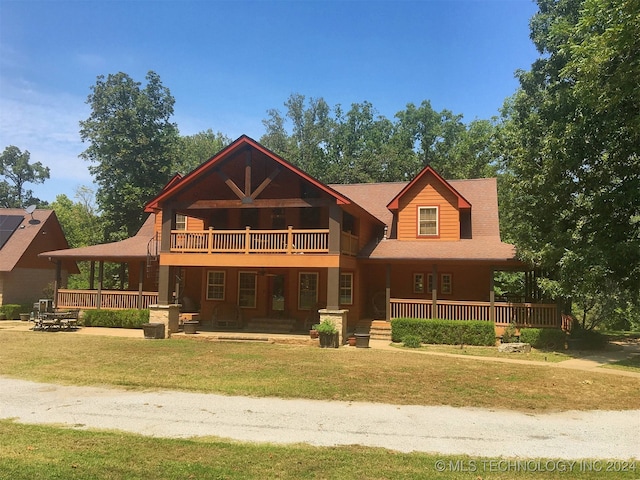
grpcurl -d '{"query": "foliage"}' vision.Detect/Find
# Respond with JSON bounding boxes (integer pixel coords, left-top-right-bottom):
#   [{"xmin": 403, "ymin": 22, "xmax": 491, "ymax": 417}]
[
  {"xmin": 568, "ymin": 323, "xmax": 608, "ymax": 350},
  {"xmin": 0, "ymin": 304, "xmax": 32, "ymax": 319},
  {"xmin": 175, "ymin": 129, "xmax": 231, "ymax": 174},
  {"xmin": 82, "ymin": 309, "xmax": 149, "ymax": 328},
  {"xmin": 501, "ymin": 323, "xmax": 519, "ymax": 343},
  {"xmin": 498, "ymin": 0, "xmax": 640, "ymax": 328},
  {"xmin": 391, "ymin": 318, "xmax": 496, "ymax": 346},
  {"xmin": 315, "ymin": 318, "xmax": 337, "ymax": 334},
  {"xmin": 261, "ymin": 93, "xmax": 499, "ymax": 184},
  {"xmin": 0, "ymin": 145, "xmax": 50, "ymax": 208},
  {"xmin": 79, "ymin": 71, "xmax": 179, "ymax": 241},
  {"xmin": 519, "ymin": 328, "xmax": 567, "ymax": 349},
  {"xmin": 401, "ymin": 334, "xmax": 422, "ymax": 348}
]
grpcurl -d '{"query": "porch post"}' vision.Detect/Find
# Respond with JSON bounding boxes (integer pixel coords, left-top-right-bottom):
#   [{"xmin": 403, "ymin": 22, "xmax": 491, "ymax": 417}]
[
  {"xmin": 97, "ymin": 261, "xmax": 104, "ymax": 310},
  {"xmin": 431, "ymin": 264, "xmax": 438, "ymax": 317},
  {"xmin": 157, "ymin": 203, "xmax": 175, "ymax": 306},
  {"xmin": 489, "ymin": 268, "xmax": 495, "ymax": 323},
  {"xmin": 54, "ymin": 261, "xmax": 61, "ymax": 308},
  {"xmin": 328, "ymin": 202, "xmax": 342, "ymax": 254},
  {"xmin": 385, "ymin": 263, "xmax": 391, "ymax": 321},
  {"xmin": 327, "ymin": 267, "xmax": 340, "ymax": 310},
  {"xmin": 138, "ymin": 261, "xmax": 144, "ymax": 309},
  {"xmin": 89, "ymin": 261, "xmax": 95, "ymax": 290}
]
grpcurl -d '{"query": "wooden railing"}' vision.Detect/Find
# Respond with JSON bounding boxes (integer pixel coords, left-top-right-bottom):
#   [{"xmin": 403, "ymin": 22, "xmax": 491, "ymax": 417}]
[
  {"xmin": 390, "ymin": 298, "xmax": 560, "ymax": 327},
  {"xmin": 340, "ymin": 231, "xmax": 359, "ymax": 256},
  {"xmin": 56, "ymin": 289, "xmax": 159, "ymax": 310},
  {"xmin": 170, "ymin": 227, "xmax": 335, "ymax": 254}
]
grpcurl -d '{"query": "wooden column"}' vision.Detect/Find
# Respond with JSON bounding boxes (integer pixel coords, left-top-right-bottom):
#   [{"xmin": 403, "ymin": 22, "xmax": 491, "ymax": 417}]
[
  {"xmin": 54, "ymin": 261, "xmax": 61, "ymax": 308},
  {"xmin": 431, "ymin": 264, "xmax": 438, "ymax": 317},
  {"xmin": 138, "ymin": 261, "xmax": 144, "ymax": 309},
  {"xmin": 326, "ymin": 267, "xmax": 340, "ymax": 311},
  {"xmin": 97, "ymin": 261, "xmax": 104, "ymax": 310},
  {"xmin": 158, "ymin": 203, "xmax": 175, "ymax": 306},
  {"xmin": 89, "ymin": 261, "xmax": 95, "ymax": 290},
  {"xmin": 489, "ymin": 268, "xmax": 495, "ymax": 323},
  {"xmin": 385, "ymin": 263, "xmax": 391, "ymax": 321},
  {"xmin": 328, "ymin": 203, "xmax": 342, "ymax": 254}
]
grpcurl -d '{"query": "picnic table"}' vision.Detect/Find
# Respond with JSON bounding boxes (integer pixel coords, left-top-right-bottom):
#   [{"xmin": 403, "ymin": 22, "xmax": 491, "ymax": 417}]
[{"xmin": 34, "ymin": 310, "xmax": 80, "ymax": 331}]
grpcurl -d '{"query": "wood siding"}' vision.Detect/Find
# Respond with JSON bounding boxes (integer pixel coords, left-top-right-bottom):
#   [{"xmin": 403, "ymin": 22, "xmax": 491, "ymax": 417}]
[{"xmin": 397, "ymin": 171, "xmax": 460, "ymax": 241}]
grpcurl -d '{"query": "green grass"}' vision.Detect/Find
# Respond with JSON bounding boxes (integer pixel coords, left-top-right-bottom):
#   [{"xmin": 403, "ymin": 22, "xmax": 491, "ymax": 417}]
[
  {"xmin": 1, "ymin": 329, "xmax": 639, "ymax": 412},
  {"xmin": 1, "ymin": 421, "xmax": 637, "ymax": 480},
  {"xmin": 603, "ymin": 355, "xmax": 640, "ymax": 372}
]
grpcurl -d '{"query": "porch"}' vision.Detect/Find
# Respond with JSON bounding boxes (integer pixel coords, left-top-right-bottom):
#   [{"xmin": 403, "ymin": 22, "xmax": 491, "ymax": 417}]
[{"xmin": 169, "ymin": 228, "xmax": 359, "ymax": 256}]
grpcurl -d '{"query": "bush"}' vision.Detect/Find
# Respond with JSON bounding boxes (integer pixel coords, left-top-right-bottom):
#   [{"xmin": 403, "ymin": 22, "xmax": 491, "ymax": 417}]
[
  {"xmin": 0, "ymin": 304, "xmax": 31, "ymax": 320},
  {"xmin": 501, "ymin": 323, "xmax": 519, "ymax": 343},
  {"xmin": 316, "ymin": 319, "xmax": 337, "ymax": 334},
  {"xmin": 569, "ymin": 324, "xmax": 608, "ymax": 350},
  {"xmin": 519, "ymin": 328, "xmax": 567, "ymax": 349},
  {"xmin": 402, "ymin": 334, "xmax": 422, "ymax": 348},
  {"xmin": 391, "ymin": 318, "xmax": 496, "ymax": 346},
  {"xmin": 82, "ymin": 309, "xmax": 149, "ymax": 328}
]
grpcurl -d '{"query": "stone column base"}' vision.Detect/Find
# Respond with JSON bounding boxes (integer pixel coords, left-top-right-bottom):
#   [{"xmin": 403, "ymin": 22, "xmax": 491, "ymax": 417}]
[
  {"xmin": 318, "ymin": 309, "xmax": 349, "ymax": 345},
  {"xmin": 149, "ymin": 304, "xmax": 180, "ymax": 338}
]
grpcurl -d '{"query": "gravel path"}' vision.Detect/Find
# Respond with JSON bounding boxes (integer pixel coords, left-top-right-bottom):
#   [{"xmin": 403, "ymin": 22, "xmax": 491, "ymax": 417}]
[{"xmin": 1, "ymin": 376, "xmax": 638, "ymax": 460}]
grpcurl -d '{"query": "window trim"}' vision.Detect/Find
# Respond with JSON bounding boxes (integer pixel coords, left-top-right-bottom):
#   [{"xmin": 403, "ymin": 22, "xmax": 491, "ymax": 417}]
[
  {"xmin": 417, "ymin": 206, "xmax": 439, "ymax": 237},
  {"xmin": 440, "ymin": 273, "xmax": 453, "ymax": 295},
  {"xmin": 298, "ymin": 271, "xmax": 319, "ymax": 310},
  {"xmin": 339, "ymin": 272, "xmax": 353, "ymax": 305},
  {"xmin": 413, "ymin": 273, "xmax": 425, "ymax": 294},
  {"xmin": 238, "ymin": 271, "xmax": 257, "ymax": 309},
  {"xmin": 206, "ymin": 270, "xmax": 226, "ymax": 301}
]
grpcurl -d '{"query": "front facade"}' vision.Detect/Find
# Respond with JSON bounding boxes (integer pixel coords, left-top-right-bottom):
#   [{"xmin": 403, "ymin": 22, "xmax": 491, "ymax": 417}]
[{"xmin": 46, "ymin": 135, "xmax": 560, "ymax": 337}]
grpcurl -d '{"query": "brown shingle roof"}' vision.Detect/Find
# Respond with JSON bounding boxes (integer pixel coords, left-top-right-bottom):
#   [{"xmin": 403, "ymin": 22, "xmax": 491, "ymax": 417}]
[{"xmin": 40, "ymin": 215, "xmax": 155, "ymax": 261}]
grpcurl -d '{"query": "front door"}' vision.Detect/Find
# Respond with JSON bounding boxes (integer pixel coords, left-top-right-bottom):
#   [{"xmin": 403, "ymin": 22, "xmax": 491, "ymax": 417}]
[{"xmin": 269, "ymin": 273, "xmax": 286, "ymax": 317}]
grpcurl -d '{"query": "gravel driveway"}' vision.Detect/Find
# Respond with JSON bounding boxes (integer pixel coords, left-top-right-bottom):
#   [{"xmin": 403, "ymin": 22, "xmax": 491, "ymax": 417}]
[{"xmin": 1, "ymin": 376, "xmax": 638, "ymax": 460}]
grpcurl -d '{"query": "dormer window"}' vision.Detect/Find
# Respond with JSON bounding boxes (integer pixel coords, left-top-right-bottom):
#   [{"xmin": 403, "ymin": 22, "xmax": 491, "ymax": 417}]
[{"xmin": 418, "ymin": 207, "xmax": 438, "ymax": 236}]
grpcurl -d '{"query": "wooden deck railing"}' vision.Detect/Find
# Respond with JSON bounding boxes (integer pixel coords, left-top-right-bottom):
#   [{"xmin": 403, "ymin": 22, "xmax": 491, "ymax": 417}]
[
  {"xmin": 340, "ymin": 231, "xmax": 359, "ymax": 256},
  {"xmin": 56, "ymin": 289, "xmax": 159, "ymax": 310},
  {"xmin": 390, "ymin": 298, "xmax": 560, "ymax": 328},
  {"xmin": 170, "ymin": 227, "xmax": 333, "ymax": 254}
]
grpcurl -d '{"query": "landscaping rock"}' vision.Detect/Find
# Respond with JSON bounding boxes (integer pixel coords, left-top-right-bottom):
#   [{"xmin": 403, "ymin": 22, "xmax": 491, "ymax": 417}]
[{"xmin": 498, "ymin": 342, "xmax": 531, "ymax": 353}]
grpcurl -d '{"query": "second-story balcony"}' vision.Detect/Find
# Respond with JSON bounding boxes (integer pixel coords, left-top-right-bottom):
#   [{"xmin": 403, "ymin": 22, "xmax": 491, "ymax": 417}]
[{"xmin": 169, "ymin": 227, "xmax": 360, "ymax": 256}]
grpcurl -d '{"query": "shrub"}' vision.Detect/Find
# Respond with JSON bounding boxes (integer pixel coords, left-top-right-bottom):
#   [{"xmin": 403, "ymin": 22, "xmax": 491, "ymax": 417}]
[
  {"xmin": 501, "ymin": 323, "xmax": 519, "ymax": 343},
  {"xmin": 569, "ymin": 325, "xmax": 608, "ymax": 350},
  {"xmin": 519, "ymin": 328, "xmax": 567, "ymax": 349},
  {"xmin": 391, "ymin": 318, "xmax": 495, "ymax": 346},
  {"xmin": 0, "ymin": 304, "xmax": 30, "ymax": 320},
  {"xmin": 402, "ymin": 334, "xmax": 422, "ymax": 348},
  {"xmin": 315, "ymin": 319, "xmax": 337, "ymax": 334},
  {"xmin": 82, "ymin": 309, "xmax": 149, "ymax": 328}
]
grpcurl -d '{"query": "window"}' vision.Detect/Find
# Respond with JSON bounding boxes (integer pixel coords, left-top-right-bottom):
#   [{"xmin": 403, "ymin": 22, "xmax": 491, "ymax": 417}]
[
  {"xmin": 206, "ymin": 271, "xmax": 225, "ymax": 301},
  {"xmin": 427, "ymin": 273, "xmax": 434, "ymax": 293},
  {"xmin": 238, "ymin": 272, "xmax": 257, "ymax": 308},
  {"xmin": 175, "ymin": 213, "xmax": 187, "ymax": 230},
  {"xmin": 413, "ymin": 273, "xmax": 424, "ymax": 294},
  {"xmin": 418, "ymin": 207, "xmax": 438, "ymax": 236},
  {"xmin": 298, "ymin": 272, "xmax": 318, "ymax": 310},
  {"xmin": 441, "ymin": 274, "xmax": 452, "ymax": 295},
  {"xmin": 339, "ymin": 272, "xmax": 353, "ymax": 305}
]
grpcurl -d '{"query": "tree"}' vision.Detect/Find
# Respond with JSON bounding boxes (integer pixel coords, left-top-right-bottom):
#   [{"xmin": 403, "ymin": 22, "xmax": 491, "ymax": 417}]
[
  {"xmin": 498, "ymin": 0, "xmax": 640, "ymax": 327},
  {"xmin": 0, "ymin": 145, "xmax": 50, "ymax": 208},
  {"xmin": 79, "ymin": 71, "xmax": 179, "ymax": 240},
  {"xmin": 175, "ymin": 129, "xmax": 232, "ymax": 174}
]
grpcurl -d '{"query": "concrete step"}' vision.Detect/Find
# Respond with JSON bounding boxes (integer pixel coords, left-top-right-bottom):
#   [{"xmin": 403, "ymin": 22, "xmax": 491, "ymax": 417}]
[
  {"xmin": 356, "ymin": 320, "xmax": 392, "ymax": 341},
  {"xmin": 245, "ymin": 317, "xmax": 297, "ymax": 333}
]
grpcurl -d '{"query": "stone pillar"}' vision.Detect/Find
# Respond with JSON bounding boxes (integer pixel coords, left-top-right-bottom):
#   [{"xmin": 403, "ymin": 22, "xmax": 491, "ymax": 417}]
[
  {"xmin": 319, "ymin": 308, "xmax": 349, "ymax": 345},
  {"xmin": 149, "ymin": 304, "xmax": 180, "ymax": 338}
]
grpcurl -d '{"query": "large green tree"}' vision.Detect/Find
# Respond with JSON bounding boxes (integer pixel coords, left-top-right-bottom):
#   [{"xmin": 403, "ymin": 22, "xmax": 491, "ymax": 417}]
[
  {"xmin": 175, "ymin": 129, "xmax": 231, "ymax": 174},
  {"xmin": 79, "ymin": 71, "xmax": 179, "ymax": 240},
  {"xmin": 0, "ymin": 145, "xmax": 50, "ymax": 208},
  {"xmin": 499, "ymin": 0, "xmax": 640, "ymax": 327}
]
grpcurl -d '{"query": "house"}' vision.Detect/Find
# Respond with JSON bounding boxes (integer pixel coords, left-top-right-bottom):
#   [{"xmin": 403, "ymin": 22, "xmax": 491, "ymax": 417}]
[
  {"xmin": 42, "ymin": 135, "xmax": 560, "ymax": 340},
  {"xmin": 0, "ymin": 208, "xmax": 77, "ymax": 307}
]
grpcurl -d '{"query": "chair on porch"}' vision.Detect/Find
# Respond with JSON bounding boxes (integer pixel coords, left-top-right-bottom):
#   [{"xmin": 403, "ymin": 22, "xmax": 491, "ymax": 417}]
[{"xmin": 213, "ymin": 303, "xmax": 242, "ymax": 329}]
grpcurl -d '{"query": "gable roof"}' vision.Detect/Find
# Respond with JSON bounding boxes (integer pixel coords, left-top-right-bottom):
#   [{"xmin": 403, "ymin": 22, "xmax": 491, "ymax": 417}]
[
  {"xmin": 386, "ymin": 165, "xmax": 471, "ymax": 211},
  {"xmin": 0, "ymin": 209, "xmax": 76, "ymax": 272},
  {"xmin": 145, "ymin": 135, "xmax": 355, "ymax": 213},
  {"xmin": 40, "ymin": 214, "xmax": 155, "ymax": 261}
]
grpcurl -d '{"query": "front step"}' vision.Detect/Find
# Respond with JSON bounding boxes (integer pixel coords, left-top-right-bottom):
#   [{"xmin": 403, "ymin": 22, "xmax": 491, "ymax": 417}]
[
  {"xmin": 245, "ymin": 317, "xmax": 297, "ymax": 333},
  {"xmin": 356, "ymin": 320, "xmax": 392, "ymax": 341}
]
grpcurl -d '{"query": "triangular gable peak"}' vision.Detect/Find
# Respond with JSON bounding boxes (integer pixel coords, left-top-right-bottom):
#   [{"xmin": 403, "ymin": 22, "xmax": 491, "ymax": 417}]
[
  {"xmin": 386, "ymin": 165, "xmax": 471, "ymax": 211},
  {"xmin": 145, "ymin": 135, "xmax": 352, "ymax": 213}
]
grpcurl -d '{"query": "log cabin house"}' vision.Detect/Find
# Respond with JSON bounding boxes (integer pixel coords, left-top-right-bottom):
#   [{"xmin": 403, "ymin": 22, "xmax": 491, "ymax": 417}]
[{"xmin": 42, "ymin": 135, "xmax": 561, "ymax": 341}]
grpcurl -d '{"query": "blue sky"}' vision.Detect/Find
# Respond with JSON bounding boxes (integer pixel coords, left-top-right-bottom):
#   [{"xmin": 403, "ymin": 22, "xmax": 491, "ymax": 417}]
[{"xmin": 0, "ymin": 0, "xmax": 540, "ymax": 204}]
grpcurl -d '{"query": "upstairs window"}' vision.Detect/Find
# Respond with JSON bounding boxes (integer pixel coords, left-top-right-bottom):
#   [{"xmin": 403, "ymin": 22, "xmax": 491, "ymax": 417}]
[
  {"xmin": 418, "ymin": 207, "xmax": 438, "ymax": 236},
  {"xmin": 175, "ymin": 213, "xmax": 187, "ymax": 230}
]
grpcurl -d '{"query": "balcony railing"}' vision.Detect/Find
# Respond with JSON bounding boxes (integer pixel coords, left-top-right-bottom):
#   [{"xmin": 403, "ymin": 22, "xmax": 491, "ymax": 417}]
[
  {"xmin": 56, "ymin": 289, "xmax": 159, "ymax": 310},
  {"xmin": 390, "ymin": 298, "xmax": 560, "ymax": 328},
  {"xmin": 170, "ymin": 227, "xmax": 336, "ymax": 254}
]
